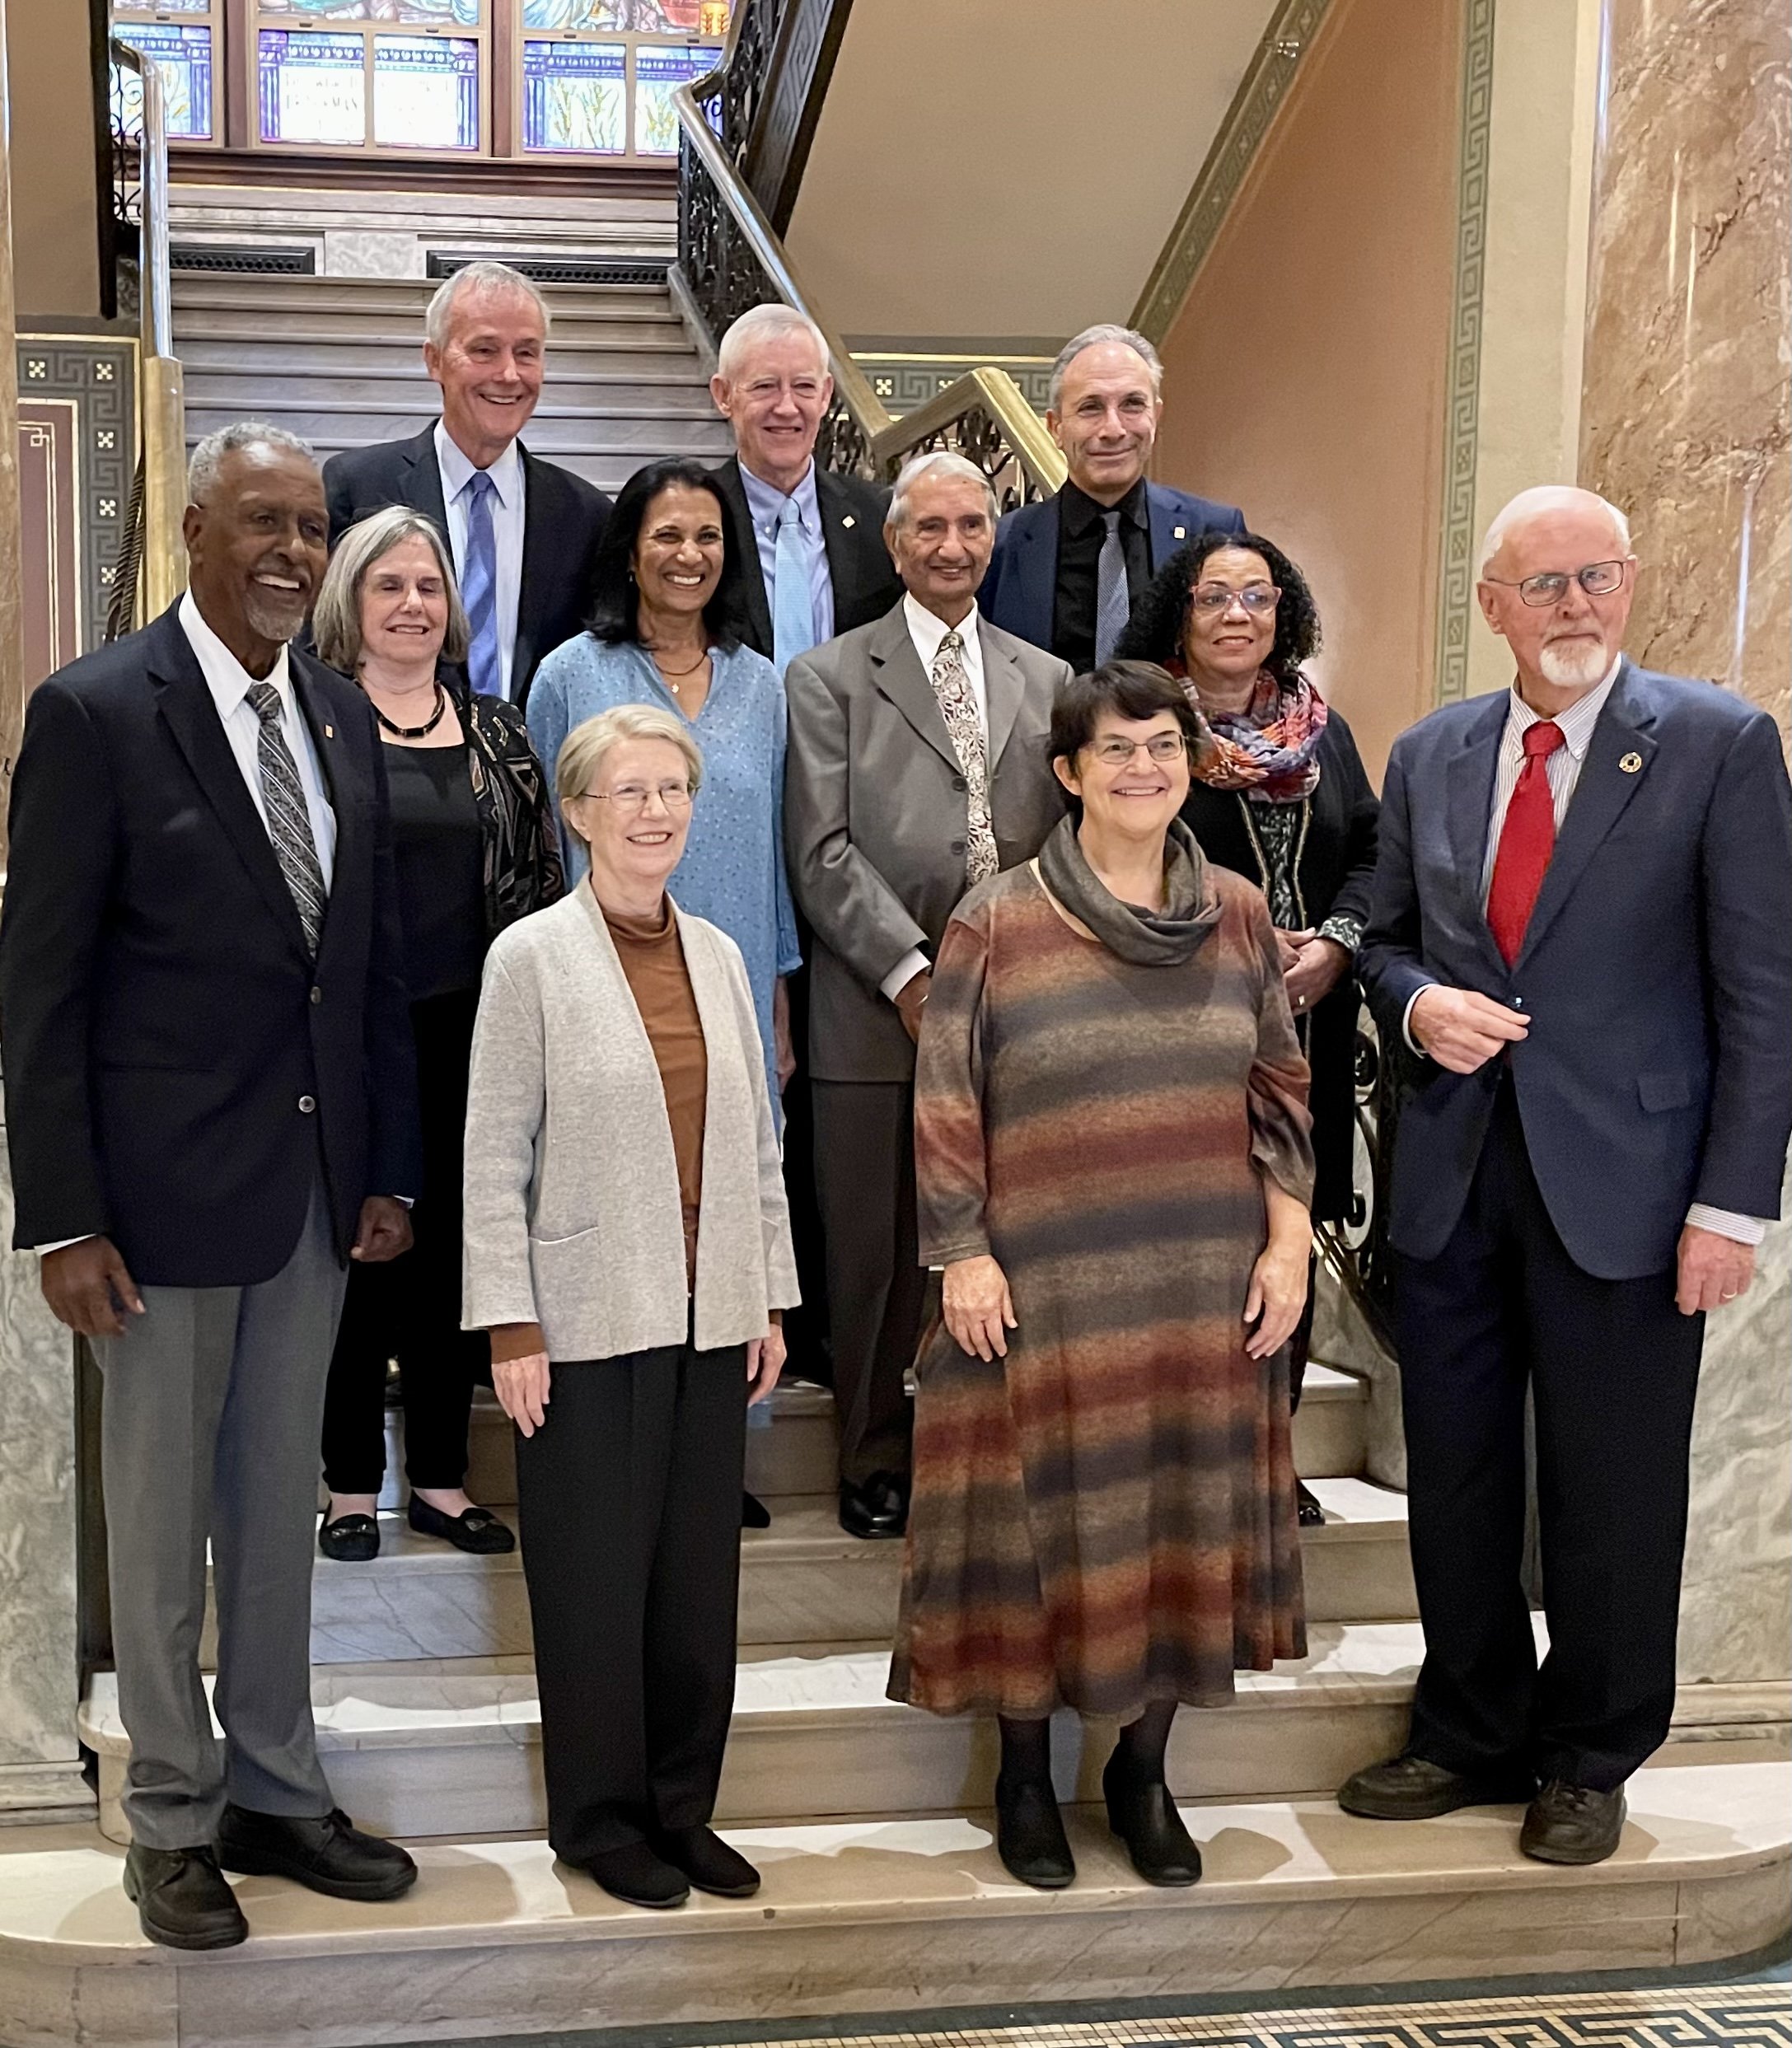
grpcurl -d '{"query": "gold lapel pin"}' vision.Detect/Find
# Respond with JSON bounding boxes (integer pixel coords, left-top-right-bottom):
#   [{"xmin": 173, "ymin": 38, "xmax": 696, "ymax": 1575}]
[
  {"xmin": 1172, "ymin": 525, "xmax": 1186, "ymax": 540},
  {"xmin": 324, "ymin": 724, "xmax": 335, "ymax": 740},
  {"xmin": 842, "ymin": 514, "xmax": 856, "ymax": 529},
  {"xmin": 1619, "ymin": 750, "xmax": 1642, "ymax": 774}
]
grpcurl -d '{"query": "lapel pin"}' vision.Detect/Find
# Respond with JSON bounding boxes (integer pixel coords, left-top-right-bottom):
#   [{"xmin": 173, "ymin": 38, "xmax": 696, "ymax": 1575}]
[
  {"xmin": 842, "ymin": 514, "xmax": 856, "ymax": 529},
  {"xmin": 1172, "ymin": 525, "xmax": 1186, "ymax": 540},
  {"xmin": 324, "ymin": 724, "xmax": 335, "ymax": 740},
  {"xmin": 1619, "ymin": 750, "xmax": 1642, "ymax": 774}
]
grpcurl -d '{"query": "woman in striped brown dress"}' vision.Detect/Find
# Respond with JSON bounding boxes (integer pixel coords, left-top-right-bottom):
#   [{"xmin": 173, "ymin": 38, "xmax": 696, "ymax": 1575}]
[{"xmin": 888, "ymin": 661, "xmax": 1314, "ymax": 1892}]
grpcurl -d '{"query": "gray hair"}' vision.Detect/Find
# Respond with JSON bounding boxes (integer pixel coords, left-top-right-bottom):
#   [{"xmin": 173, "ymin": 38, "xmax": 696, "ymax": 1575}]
[
  {"xmin": 1047, "ymin": 324, "xmax": 1163, "ymax": 412},
  {"xmin": 424, "ymin": 260, "xmax": 551, "ymax": 352},
  {"xmin": 885, "ymin": 451, "xmax": 999, "ymax": 532},
  {"xmin": 716, "ymin": 302, "xmax": 830, "ymax": 385},
  {"xmin": 187, "ymin": 420, "xmax": 316, "ymax": 506},
  {"xmin": 556, "ymin": 704, "xmax": 704, "ymax": 811},
  {"xmin": 1477, "ymin": 484, "xmax": 1633, "ymax": 576},
  {"xmin": 311, "ymin": 507, "xmax": 469, "ymax": 675}
]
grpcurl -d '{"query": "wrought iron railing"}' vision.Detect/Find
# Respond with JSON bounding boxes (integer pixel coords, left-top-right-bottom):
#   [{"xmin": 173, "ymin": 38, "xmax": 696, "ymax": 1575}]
[{"xmin": 1312, "ymin": 1013, "xmax": 1406, "ymax": 1354}]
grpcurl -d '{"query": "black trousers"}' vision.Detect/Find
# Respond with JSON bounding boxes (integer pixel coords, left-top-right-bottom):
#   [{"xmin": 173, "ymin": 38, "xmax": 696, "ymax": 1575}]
[
  {"xmin": 321, "ymin": 989, "xmax": 489, "ymax": 1494},
  {"xmin": 1397, "ymin": 1080, "xmax": 1705, "ymax": 1790},
  {"xmin": 778, "ymin": 958, "xmax": 833, "ymax": 1385},
  {"xmin": 515, "ymin": 1332, "xmax": 748, "ymax": 1863},
  {"xmin": 812, "ymin": 1078, "xmax": 924, "ymax": 1486}
]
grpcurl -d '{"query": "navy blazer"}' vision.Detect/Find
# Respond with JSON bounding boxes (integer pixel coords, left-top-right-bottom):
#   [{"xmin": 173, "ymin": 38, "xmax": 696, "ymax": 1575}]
[
  {"xmin": 0, "ymin": 604, "xmax": 422, "ymax": 1287},
  {"xmin": 324, "ymin": 427, "xmax": 612, "ymax": 713},
  {"xmin": 1359, "ymin": 660, "xmax": 1792, "ymax": 1279},
  {"xmin": 980, "ymin": 480, "xmax": 1246, "ymax": 657}
]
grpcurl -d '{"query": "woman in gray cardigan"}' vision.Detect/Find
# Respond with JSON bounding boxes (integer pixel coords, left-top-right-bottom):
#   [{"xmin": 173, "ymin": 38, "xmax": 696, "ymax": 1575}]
[{"xmin": 463, "ymin": 704, "xmax": 798, "ymax": 1911}]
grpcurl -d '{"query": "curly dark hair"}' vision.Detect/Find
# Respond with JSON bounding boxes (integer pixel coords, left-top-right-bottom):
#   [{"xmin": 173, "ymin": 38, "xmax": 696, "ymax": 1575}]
[
  {"xmin": 1115, "ymin": 529, "xmax": 1321, "ymax": 686},
  {"xmin": 583, "ymin": 457, "xmax": 750, "ymax": 649}
]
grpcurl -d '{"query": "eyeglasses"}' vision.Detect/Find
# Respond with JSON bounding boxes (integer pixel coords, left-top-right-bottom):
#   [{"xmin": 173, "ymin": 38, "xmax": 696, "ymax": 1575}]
[
  {"xmin": 581, "ymin": 782, "xmax": 694, "ymax": 813},
  {"xmin": 1089, "ymin": 734, "xmax": 1187, "ymax": 767},
  {"xmin": 1484, "ymin": 560, "xmax": 1627, "ymax": 607},
  {"xmin": 1191, "ymin": 582, "xmax": 1280, "ymax": 615}
]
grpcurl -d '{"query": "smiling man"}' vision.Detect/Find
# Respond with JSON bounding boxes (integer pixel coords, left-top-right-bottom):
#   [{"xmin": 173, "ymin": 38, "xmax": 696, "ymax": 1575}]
[
  {"xmin": 783, "ymin": 452, "xmax": 1072, "ymax": 1537},
  {"xmin": 323, "ymin": 260, "xmax": 611, "ymax": 713},
  {"xmin": 981, "ymin": 324, "xmax": 1245, "ymax": 670},
  {"xmin": 0, "ymin": 423, "xmax": 423, "ymax": 1949}
]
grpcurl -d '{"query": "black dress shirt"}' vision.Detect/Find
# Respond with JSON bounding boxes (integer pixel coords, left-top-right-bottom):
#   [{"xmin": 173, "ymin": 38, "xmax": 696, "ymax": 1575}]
[{"xmin": 1050, "ymin": 477, "xmax": 1154, "ymax": 672}]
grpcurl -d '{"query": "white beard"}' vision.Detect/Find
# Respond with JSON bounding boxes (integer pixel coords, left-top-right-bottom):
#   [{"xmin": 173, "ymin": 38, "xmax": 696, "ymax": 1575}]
[{"xmin": 1538, "ymin": 637, "xmax": 1610, "ymax": 688}]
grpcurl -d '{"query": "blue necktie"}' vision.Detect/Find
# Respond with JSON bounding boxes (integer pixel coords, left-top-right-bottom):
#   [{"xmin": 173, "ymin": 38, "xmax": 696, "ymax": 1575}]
[
  {"xmin": 461, "ymin": 469, "xmax": 500, "ymax": 697},
  {"xmin": 771, "ymin": 500, "xmax": 817, "ymax": 674}
]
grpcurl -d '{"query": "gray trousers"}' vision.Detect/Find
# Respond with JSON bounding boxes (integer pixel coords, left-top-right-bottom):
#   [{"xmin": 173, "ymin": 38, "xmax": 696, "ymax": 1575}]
[{"xmin": 91, "ymin": 1178, "xmax": 348, "ymax": 1849}]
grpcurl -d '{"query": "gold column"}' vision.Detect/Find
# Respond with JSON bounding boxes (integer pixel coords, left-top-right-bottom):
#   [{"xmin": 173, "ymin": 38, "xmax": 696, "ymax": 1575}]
[
  {"xmin": 1579, "ymin": 0, "xmax": 1790, "ymax": 740},
  {"xmin": 0, "ymin": 0, "xmax": 26, "ymax": 871}
]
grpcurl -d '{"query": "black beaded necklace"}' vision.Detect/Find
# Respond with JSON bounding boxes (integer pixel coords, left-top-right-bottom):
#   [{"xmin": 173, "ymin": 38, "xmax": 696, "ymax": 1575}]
[{"xmin": 366, "ymin": 679, "xmax": 449, "ymax": 741}]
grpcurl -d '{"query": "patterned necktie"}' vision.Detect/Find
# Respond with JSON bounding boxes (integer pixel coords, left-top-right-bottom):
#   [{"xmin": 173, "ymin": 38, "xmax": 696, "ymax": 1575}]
[
  {"xmin": 772, "ymin": 499, "xmax": 816, "ymax": 674},
  {"xmin": 461, "ymin": 469, "xmax": 501, "ymax": 697},
  {"xmin": 248, "ymin": 681, "xmax": 327, "ymax": 955},
  {"xmin": 929, "ymin": 629, "xmax": 999, "ymax": 884},
  {"xmin": 1486, "ymin": 719, "xmax": 1565, "ymax": 965},
  {"xmin": 1093, "ymin": 507, "xmax": 1130, "ymax": 666}
]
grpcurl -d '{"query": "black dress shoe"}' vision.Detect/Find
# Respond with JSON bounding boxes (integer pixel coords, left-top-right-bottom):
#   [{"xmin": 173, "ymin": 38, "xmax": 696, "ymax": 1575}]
[
  {"xmin": 1102, "ymin": 1756, "xmax": 1202, "ymax": 1886},
  {"xmin": 1296, "ymin": 1480, "xmax": 1326, "ymax": 1527},
  {"xmin": 994, "ymin": 1774, "xmax": 1075, "ymax": 1889},
  {"xmin": 583, "ymin": 1840, "xmax": 690, "ymax": 1909},
  {"xmin": 318, "ymin": 1513, "xmax": 380, "ymax": 1563},
  {"xmin": 407, "ymin": 1497, "xmax": 516, "ymax": 1554},
  {"xmin": 216, "ymin": 1804, "xmax": 418, "ymax": 1901},
  {"xmin": 1521, "ymin": 1779, "xmax": 1626, "ymax": 1864},
  {"xmin": 741, "ymin": 1489, "xmax": 772, "ymax": 1530},
  {"xmin": 123, "ymin": 1844, "xmax": 248, "ymax": 1951},
  {"xmin": 839, "ymin": 1471, "xmax": 908, "ymax": 1540},
  {"xmin": 1338, "ymin": 1751, "xmax": 1536, "ymax": 1820},
  {"xmin": 653, "ymin": 1825, "xmax": 760, "ymax": 1897}
]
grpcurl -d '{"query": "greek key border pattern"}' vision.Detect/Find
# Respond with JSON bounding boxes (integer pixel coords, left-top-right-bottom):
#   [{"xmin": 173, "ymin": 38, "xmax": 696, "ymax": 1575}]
[
  {"xmin": 1434, "ymin": 0, "xmax": 1497, "ymax": 706},
  {"xmin": 860, "ymin": 356, "xmax": 1053, "ymax": 418},
  {"xmin": 1130, "ymin": 0, "xmax": 1336, "ymax": 343}
]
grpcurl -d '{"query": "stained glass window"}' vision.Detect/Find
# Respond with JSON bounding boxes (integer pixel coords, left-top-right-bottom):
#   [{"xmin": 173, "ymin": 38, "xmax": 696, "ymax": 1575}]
[
  {"xmin": 521, "ymin": 0, "xmax": 627, "ymax": 26},
  {"xmin": 373, "ymin": 34, "xmax": 480, "ymax": 149},
  {"xmin": 259, "ymin": 0, "xmax": 481, "ymax": 19},
  {"xmin": 113, "ymin": 0, "xmax": 211, "ymax": 12},
  {"xmin": 113, "ymin": 22, "xmax": 214, "ymax": 139},
  {"xmin": 634, "ymin": 42, "xmax": 720, "ymax": 154},
  {"xmin": 522, "ymin": 38, "xmax": 625, "ymax": 153},
  {"xmin": 258, "ymin": 30, "xmax": 366, "ymax": 146}
]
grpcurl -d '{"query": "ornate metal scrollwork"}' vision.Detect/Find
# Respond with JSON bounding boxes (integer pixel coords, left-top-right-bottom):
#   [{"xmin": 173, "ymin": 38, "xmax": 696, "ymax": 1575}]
[
  {"xmin": 884, "ymin": 404, "xmax": 1053, "ymax": 510},
  {"xmin": 1314, "ymin": 1012, "xmax": 1406, "ymax": 1352},
  {"xmin": 679, "ymin": 122, "xmax": 780, "ymax": 349}
]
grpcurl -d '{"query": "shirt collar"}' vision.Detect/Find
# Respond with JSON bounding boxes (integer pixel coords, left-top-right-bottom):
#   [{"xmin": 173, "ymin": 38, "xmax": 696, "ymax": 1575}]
[
  {"xmin": 903, "ymin": 592, "xmax": 979, "ymax": 666},
  {"xmin": 435, "ymin": 420, "xmax": 523, "ymax": 511},
  {"xmin": 1060, "ymin": 474, "xmax": 1148, "ymax": 539},
  {"xmin": 180, "ymin": 589, "xmax": 291, "ymax": 720},
  {"xmin": 739, "ymin": 457, "xmax": 820, "ymax": 535},
  {"xmin": 1504, "ymin": 654, "xmax": 1621, "ymax": 760}
]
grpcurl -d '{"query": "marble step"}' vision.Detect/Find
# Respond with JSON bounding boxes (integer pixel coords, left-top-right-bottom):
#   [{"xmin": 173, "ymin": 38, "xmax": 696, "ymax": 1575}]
[
  {"xmin": 173, "ymin": 335, "xmax": 704, "ymax": 381},
  {"xmin": 236, "ymin": 1476, "xmax": 1415, "ymax": 1669},
  {"xmin": 7, "ymin": 1765, "xmax": 1787, "ymax": 2048},
  {"xmin": 180, "ymin": 403, "xmax": 734, "ymax": 462},
  {"xmin": 171, "ymin": 276, "xmax": 677, "ymax": 316}
]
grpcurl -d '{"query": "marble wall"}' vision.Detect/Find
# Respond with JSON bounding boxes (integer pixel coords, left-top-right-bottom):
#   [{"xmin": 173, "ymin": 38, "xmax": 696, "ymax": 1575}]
[{"xmin": 1580, "ymin": 0, "xmax": 1792, "ymax": 1686}]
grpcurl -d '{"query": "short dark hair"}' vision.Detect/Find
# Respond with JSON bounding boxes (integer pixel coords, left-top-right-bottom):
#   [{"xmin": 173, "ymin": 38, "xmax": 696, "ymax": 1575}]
[
  {"xmin": 1048, "ymin": 659, "xmax": 1212, "ymax": 774},
  {"xmin": 1116, "ymin": 529, "xmax": 1321, "ymax": 686},
  {"xmin": 583, "ymin": 458, "xmax": 750, "ymax": 648}
]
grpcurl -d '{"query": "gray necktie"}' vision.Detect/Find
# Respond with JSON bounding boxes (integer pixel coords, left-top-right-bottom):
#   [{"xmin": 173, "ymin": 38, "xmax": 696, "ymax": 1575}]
[
  {"xmin": 1094, "ymin": 507, "xmax": 1130, "ymax": 666},
  {"xmin": 249, "ymin": 681, "xmax": 327, "ymax": 955},
  {"xmin": 928, "ymin": 630, "xmax": 999, "ymax": 885}
]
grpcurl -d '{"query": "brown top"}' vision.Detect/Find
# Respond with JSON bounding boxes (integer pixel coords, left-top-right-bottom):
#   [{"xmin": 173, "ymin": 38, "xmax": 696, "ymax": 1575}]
[{"xmin": 604, "ymin": 896, "xmax": 708, "ymax": 1286}]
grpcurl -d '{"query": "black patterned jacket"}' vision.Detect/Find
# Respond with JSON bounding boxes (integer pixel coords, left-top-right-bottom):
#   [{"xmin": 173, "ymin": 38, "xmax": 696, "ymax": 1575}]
[{"xmin": 459, "ymin": 685, "xmax": 565, "ymax": 937}]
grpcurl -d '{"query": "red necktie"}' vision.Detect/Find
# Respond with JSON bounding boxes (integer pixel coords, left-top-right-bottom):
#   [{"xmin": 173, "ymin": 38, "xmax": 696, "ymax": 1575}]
[{"xmin": 1486, "ymin": 720, "xmax": 1565, "ymax": 965}]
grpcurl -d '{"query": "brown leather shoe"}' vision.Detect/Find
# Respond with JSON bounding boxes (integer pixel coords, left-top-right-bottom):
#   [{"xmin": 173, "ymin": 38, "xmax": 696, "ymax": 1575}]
[
  {"xmin": 1339, "ymin": 1752, "xmax": 1535, "ymax": 1820},
  {"xmin": 1520, "ymin": 1779, "xmax": 1626, "ymax": 1864}
]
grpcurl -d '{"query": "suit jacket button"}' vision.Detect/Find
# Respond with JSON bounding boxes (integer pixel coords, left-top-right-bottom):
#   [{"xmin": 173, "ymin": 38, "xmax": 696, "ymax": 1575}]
[
  {"xmin": 310, "ymin": 986, "xmax": 323, "ymax": 1005},
  {"xmin": 952, "ymin": 775, "xmax": 967, "ymax": 792},
  {"xmin": 298, "ymin": 1095, "xmax": 316, "ymax": 1115},
  {"xmin": 950, "ymin": 839, "xmax": 966, "ymax": 856}
]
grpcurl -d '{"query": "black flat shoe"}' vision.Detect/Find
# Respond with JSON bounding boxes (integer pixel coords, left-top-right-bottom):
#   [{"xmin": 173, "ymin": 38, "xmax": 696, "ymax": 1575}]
[
  {"xmin": 123, "ymin": 1843, "xmax": 247, "ymax": 1950},
  {"xmin": 1521, "ymin": 1779, "xmax": 1626, "ymax": 1864},
  {"xmin": 653, "ymin": 1825, "xmax": 760, "ymax": 1897},
  {"xmin": 1102, "ymin": 1756, "xmax": 1201, "ymax": 1886},
  {"xmin": 741, "ymin": 1489, "xmax": 772, "ymax": 1530},
  {"xmin": 993, "ymin": 1774, "xmax": 1075, "ymax": 1889},
  {"xmin": 583, "ymin": 1840, "xmax": 690, "ymax": 1909},
  {"xmin": 1338, "ymin": 1751, "xmax": 1535, "ymax": 1820},
  {"xmin": 318, "ymin": 1513, "xmax": 380, "ymax": 1563},
  {"xmin": 217, "ymin": 1804, "xmax": 417, "ymax": 1901},
  {"xmin": 838, "ymin": 1471, "xmax": 908, "ymax": 1540},
  {"xmin": 407, "ymin": 1498, "xmax": 516, "ymax": 1554},
  {"xmin": 1296, "ymin": 1480, "xmax": 1326, "ymax": 1527}
]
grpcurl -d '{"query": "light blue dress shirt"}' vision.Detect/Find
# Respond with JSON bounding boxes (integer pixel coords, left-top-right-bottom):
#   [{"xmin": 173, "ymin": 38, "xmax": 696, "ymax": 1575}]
[
  {"xmin": 526, "ymin": 635, "xmax": 802, "ymax": 1124},
  {"xmin": 740, "ymin": 460, "xmax": 835, "ymax": 653}
]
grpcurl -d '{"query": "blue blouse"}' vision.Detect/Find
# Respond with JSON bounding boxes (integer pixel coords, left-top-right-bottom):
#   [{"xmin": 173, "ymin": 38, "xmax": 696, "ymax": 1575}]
[{"xmin": 526, "ymin": 635, "xmax": 802, "ymax": 1121}]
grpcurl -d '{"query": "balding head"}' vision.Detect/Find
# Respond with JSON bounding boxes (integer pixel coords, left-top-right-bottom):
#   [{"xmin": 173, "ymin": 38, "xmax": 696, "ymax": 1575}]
[{"xmin": 1476, "ymin": 484, "xmax": 1637, "ymax": 701}]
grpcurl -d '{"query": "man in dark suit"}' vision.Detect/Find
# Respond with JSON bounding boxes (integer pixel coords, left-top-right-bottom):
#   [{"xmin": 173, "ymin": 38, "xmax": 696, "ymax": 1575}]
[
  {"xmin": 323, "ymin": 260, "xmax": 611, "ymax": 713},
  {"xmin": 980, "ymin": 323, "xmax": 1244, "ymax": 668},
  {"xmin": 1339, "ymin": 485, "xmax": 1792, "ymax": 1865},
  {"xmin": 784, "ymin": 452, "xmax": 1071, "ymax": 1537},
  {"xmin": 0, "ymin": 423, "xmax": 425, "ymax": 1949}
]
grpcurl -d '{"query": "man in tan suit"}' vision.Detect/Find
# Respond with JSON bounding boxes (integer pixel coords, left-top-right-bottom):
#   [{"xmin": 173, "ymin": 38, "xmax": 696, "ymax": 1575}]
[{"xmin": 784, "ymin": 452, "xmax": 1072, "ymax": 1538}]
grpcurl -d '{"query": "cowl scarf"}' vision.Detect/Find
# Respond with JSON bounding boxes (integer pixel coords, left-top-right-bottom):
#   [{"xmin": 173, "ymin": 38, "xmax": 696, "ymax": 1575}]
[
  {"xmin": 1036, "ymin": 812, "xmax": 1221, "ymax": 968},
  {"xmin": 1182, "ymin": 666, "xmax": 1328, "ymax": 802}
]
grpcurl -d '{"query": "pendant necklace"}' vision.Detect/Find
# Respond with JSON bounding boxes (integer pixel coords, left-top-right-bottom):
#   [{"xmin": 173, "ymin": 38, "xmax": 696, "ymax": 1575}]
[
  {"xmin": 367, "ymin": 679, "xmax": 448, "ymax": 740},
  {"xmin": 653, "ymin": 647, "xmax": 710, "ymax": 699}
]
